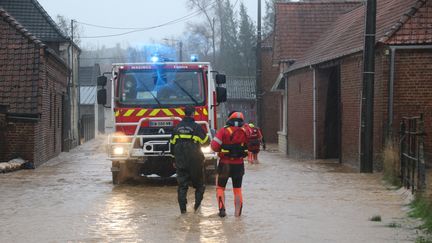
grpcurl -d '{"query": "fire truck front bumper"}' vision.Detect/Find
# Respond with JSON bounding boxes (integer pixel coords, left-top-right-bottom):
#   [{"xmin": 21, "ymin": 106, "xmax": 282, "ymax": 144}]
[{"xmin": 108, "ymin": 135, "xmax": 217, "ymax": 161}]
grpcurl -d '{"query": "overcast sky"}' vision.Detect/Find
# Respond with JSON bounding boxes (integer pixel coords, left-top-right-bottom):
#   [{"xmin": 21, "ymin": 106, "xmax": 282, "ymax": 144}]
[{"xmin": 38, "ymin": 0, "xmax": 259, "ymax": 49}]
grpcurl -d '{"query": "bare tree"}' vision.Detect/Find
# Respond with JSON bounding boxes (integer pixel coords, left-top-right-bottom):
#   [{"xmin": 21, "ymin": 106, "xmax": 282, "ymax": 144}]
[
  {"xmin": 183, "ymin": 22, "xmax": 213, "ymax": 60},
  {"xmin": 187, "ymin": 0, "xmax": 218, "ymax": 66},
  {"xmin": 56, "ymin": 15, "xmax": 82, "ymax": 46}
]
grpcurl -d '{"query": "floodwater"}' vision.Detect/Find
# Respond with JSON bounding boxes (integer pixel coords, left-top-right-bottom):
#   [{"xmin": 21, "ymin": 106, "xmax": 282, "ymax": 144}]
[{"xmin": 0, "ymin": 137, "xmax": 420, "ymax": 242}]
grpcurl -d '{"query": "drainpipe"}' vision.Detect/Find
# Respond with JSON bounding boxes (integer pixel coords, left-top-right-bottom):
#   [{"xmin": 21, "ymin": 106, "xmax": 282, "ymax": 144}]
[
  {"xmin": 388, "ymin": 45, "xmax": 432, "ymax": 138},
  {"xmin": 312, "ymin": 66, "xmax": 317, "ymax": 159},
  {"xmin": 388, "ymin": 47, "xmax": 396, "ymax": 138}
]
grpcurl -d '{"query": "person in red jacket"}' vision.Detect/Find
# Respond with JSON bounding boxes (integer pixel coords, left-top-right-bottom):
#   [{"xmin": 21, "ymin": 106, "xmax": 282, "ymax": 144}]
[
  {"xmin": 211, "ymin": 111, "xmax": 249, "ymax": 217},
  {"xmin": 246, "ymin": 122, "xmax": 264, "ymax": 164}
]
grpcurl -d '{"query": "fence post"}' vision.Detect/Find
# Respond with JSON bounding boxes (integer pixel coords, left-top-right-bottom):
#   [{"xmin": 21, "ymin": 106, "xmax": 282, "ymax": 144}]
[
  {"xmin": 418, "ymin": 113, "xmax": 426, "ymax": 191},
  {"xmin": 400, "ymin": 120, "xmax": 406, "ymax": 187}
]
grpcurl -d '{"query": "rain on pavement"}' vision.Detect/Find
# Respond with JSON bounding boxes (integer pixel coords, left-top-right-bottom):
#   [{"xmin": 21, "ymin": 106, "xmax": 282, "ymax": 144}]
[{"xmin": 0, "ymin": 137, "xmax": 419, "ymax": 242}]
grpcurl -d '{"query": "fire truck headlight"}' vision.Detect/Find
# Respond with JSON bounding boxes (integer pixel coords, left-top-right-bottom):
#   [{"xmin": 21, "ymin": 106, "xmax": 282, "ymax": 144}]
[
  {"xmin": 113, "ymin": 146, "xmax": 126, "ymax": 156},
  {"xmin": 201, "ymin": 146, "xmax": 212, "ymax": 154}
]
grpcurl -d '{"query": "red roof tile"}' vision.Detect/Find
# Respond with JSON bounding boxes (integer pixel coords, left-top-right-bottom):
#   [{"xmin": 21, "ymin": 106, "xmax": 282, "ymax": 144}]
[
  {"xmin": 384, "ymin": 0, "xmax": 432, "ymax": 44},
  {"xmin": 273, "ymin": 1, "xmax": 362, "ymax": 63},
  {"xmin": 288, "ymin": 0, "xmax": 428, "ymax": 72},
  {"xmin": 0, "ymin": 8, "xmax": 43, "ymax": 114}
]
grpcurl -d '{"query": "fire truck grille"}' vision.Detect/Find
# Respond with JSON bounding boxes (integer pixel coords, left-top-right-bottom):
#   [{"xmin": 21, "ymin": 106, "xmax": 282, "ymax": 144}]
[
  {"xmin": 138, "ymin": 127, "xmax": 174, "ymax": 135},
  {"xmin": 154, "ymin": 143, "xmax": 170, "ymax": 151}
]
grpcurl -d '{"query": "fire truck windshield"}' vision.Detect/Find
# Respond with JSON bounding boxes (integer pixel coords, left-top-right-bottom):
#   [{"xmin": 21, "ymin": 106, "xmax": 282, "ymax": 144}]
[{"xmin": 119, "ymin": 69, "xmax": 205, "ymax": 107}]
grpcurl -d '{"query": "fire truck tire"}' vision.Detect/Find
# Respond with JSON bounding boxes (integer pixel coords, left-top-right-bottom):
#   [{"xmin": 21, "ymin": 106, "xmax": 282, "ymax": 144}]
[
  {"xmin": 111, "ymin": 161, "xmax": 121, "ymax": 185},
  {"xmin": 111, "ymin": 160, "xmax": 140, "ymax": 184}
]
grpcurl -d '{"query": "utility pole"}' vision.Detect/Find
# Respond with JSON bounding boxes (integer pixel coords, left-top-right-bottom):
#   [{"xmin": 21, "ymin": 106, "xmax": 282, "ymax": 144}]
[
  {"xmin": 71, "ymin": 19, "xmax": 81, "ymax": 145},
  {"xmin": 256, "ymin": 0, "xmax": 262, "ymax": 127},
  {"xmin": 360, "ymin": 0, "xmax": 376, "ymax": 173}
]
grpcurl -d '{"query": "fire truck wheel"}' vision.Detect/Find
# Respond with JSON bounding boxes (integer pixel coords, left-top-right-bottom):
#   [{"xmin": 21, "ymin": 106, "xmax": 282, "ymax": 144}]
[
  {"xmin": 111, "ymin": 160, "xmax": 140, "ymax": 184},
  {"xmin": 111, "ymin": 161, "xmax": 121, "ymax": 185}
]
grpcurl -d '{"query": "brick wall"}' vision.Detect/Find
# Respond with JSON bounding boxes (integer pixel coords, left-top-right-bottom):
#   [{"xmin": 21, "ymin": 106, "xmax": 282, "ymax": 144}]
[
  {"xmin": 339, "ymin": 55, "xmax": 362, "ymax": 168},
  {"xmin": 392, "ymin": 49, "xmax": 432, "ymax": 164},
  {"xmin": 0, "ymin": 12, "xmax": 68, "ymax": 166},
  {"xmin": 0, "ymin": 121, "xmax": 35, "ymax": 162},
  {"xmin": 287, "ymin": 69, "xmax": 314, "ymax": 158},
  {"xmin": 340, "ymin": 53, "xmax": 387, "ymax": 170},
  {"xmin": 0, "ymin": 12, "xmax": 41, "ymax": 163},
  {"xmin": 33, "ymin": 51, "xmax": 68, "ymax": 166},
  {"xmin": 261, "ymin": 48, "xmax": 281, "ymax": 143}
]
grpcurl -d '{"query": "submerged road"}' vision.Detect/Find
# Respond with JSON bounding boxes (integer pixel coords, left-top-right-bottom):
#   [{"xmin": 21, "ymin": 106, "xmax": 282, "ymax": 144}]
[{"xmin": 0, "ymin": 137, "xmax": 419, "ymax": 242}]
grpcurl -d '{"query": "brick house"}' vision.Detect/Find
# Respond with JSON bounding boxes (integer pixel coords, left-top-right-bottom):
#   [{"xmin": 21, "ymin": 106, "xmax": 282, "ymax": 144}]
[
  {"xmin": 261, "ymin": 34, "xmax": 281, "ymax": 144},
  {"xmin": 0, "ymin": 9, "xmax": 68, "ymax": 166},
  {"xmin": 270, "ymin": 0, "xmax": 432, "ymax": 170},
  {"xmin": 0, "ymin": 0, "xmax": 81, "ymax": 150},
  {"xmin": 269, "ymin": 1, "xmax": 362, "ymax": 154}
]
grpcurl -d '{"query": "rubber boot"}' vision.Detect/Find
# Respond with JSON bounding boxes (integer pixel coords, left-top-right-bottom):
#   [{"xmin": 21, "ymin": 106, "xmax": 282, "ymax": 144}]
[
  {"xmin": 233, "ymin": 188, "xmax": 243, "ymax": 217},
  {"xmin": 253, "ymin": 153, "xmax": 259, "ymax": 164},
  {"xmin": 178, "ymin": 184, "xmax": 188, "ymax": 214},
  {"xmin": 194, "ymin": 185, "xmax": 205, "ymax": 212},
  {"xmin": 247, "ymin": 152, "xmax": 253, "ymax": 164},
  {"xmin": 217, "ymin": 186, "xmax": 226, "ymax": 217}
]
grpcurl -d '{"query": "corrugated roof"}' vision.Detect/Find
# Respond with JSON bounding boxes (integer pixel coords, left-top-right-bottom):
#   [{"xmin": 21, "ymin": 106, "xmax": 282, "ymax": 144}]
[
  {"xmin": 226, "ymin": 77, "xmax": 256, "ymax": 100},
  {"xmin": 0, "ymin": 0, "xmax": 68, "ymax": 42},
  {"xmin": 80, "ymin": 86, "xmax": 96, "ymax": 105},
  {"xmin": 287, "ymin": 0, "xmax": 429, "ymax": 72},
  {"xmin": 273, "ymin": 1, "xmax": 361, "ymax": 63}
]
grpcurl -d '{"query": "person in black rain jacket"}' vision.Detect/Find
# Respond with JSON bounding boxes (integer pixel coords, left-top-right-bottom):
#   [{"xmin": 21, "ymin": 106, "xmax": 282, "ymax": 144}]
[{"xmin": 170, "ymin": 106, "xmax": 209, "ymax": 214}]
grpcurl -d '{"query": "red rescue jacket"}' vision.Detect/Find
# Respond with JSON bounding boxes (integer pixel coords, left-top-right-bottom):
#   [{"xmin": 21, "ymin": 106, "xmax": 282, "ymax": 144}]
[
  {"xmin": 248, "ymin": 126, "xmax": 263, "ymax": 151},
  {"xmin": 211, "ymin": 124, "xmax": 249, "ymax": 164}
]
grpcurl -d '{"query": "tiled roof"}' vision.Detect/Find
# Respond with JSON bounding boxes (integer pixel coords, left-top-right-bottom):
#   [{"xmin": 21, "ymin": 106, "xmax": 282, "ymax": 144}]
[
  {"xmin": 262, "ymin": 33, "xmax": 274, "ymax": 49},
  {"xmin": 226, "ymin": 77, "xmax": 256, "ymax": 100},
  {"xmin": 0, "ymin": 8, "xmax": 43, "ymax": 114},
  {"xmin": 383, "ymin": 0, "xmax": 432, "ymax": 45},
  {"xmin": 273, "ymin": 1, "xmax": 361, "ymax": 63},
  {"xmin": 0, "ymin": 0, "xmax": 68, "ymax": 42},
  {"xmin": 288, "ymin": 0, "xmax": 428, "ymax": 72},
  {"xmin": 79, "ymin": 64, "xmax": 100, "ymax": 86},
  {"xmin": 0, "ymin": 7, "xmax": 44, "ymax": 47}
]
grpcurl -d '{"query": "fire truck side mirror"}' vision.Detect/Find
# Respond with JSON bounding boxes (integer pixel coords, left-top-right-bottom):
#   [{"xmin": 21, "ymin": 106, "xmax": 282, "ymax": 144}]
[
  {"xmin": 97, "ymin": 89, "xmax": 107, "ymax": 105},
  {"xmin": 215, "ymin": 74, "xmax": 226, "ymax": 85},
  {"xmin": 97, "ymin": 76, "xmax": 108, "ymax": 87},
  {"xmin": 216, "ymin": 87, "xmax": 227, "ymax": 103}
]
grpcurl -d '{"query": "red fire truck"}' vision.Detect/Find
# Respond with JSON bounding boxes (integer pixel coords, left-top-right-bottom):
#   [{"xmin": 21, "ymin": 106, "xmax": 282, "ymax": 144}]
[{"xmin": 97, "ymin": 60, "xmax": 227, "ymax": 184}]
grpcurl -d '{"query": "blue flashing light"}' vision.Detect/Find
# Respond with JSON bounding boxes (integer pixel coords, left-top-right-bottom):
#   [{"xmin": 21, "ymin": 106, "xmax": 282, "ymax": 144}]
[
  {"xmin": 190, "ymin": 54, "xmax": 199, "ymax": 62},
  {"xmin": 151, "ymin": 55, "xmax": 159, "ymax": 63}
]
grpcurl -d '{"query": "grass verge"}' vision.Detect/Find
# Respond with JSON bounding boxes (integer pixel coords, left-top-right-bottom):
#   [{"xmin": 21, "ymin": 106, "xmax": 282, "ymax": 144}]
[
  {"xmin": 410, "ymin": 197, "xmax": 432, "ymax": 233},
  {"xmin": 382, "ymin": 141, "xmax": 402, "ymax": 187}
]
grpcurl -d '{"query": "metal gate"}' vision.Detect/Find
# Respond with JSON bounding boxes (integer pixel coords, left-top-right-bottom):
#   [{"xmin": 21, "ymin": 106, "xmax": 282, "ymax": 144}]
[
  {"xmin": 400, "ymin": 114, "xmax": 426, "ymax": 193},
  {"xmin": 80, "ymin": 114, "xmax": 95, "ymax": 143}
]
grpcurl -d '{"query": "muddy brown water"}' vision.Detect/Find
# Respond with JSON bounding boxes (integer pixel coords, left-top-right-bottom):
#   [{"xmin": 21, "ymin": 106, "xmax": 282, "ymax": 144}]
[{"xmin": 0, "ymin": 138, "xmax": 419, "ymax": 242}]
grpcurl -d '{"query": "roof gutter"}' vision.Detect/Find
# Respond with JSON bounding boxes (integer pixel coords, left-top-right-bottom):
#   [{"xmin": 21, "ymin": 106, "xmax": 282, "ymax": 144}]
[{"xmin": 387, "ymin": 45, "xmax": 432, "ymax": 139}]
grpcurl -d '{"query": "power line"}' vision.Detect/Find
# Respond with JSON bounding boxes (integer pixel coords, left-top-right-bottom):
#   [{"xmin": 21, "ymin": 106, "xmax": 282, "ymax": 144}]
[{"xmin": 79, "ymin": 0, "xmax": 218, "ymax": 38}]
